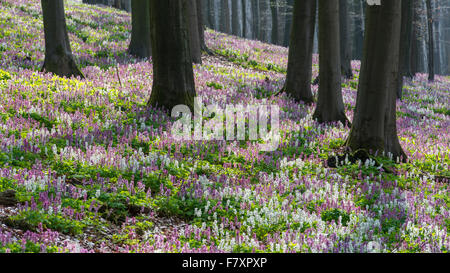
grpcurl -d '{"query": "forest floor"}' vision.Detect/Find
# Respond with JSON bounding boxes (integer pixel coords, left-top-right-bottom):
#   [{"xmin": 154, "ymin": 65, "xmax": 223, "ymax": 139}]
[{"xmin": 0, "ymin": 0, "xmax": 448, "ymax": 253}]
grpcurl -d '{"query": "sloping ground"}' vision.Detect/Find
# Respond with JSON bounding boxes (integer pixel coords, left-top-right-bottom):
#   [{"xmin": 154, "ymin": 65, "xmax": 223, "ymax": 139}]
[{"xmin": 0, "ymin": 0, "xmax": 448, "ymax": 253}]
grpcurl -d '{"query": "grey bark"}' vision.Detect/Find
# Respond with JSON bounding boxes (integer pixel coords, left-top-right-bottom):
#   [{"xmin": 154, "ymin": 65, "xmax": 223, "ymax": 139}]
[
  {"xmin": 282, "ymin": 0, "xmax": 316, "ymax": 104},
  {"xmin": 186, "ymin": 0, "xmax": 202, "ymax": 64},
  {"xmin": 426, "ymin": 0, "xmax": 435, "ymax": 81},
  {"xmin": 270, "ymin": 0, "xmax": 279, "ymax": 45},
  {"xmin": 148, "ymin": 0, "xmax": 197, "ymax": 111},
  {"xmin": 232, "ymin": 0, "xmax": 240, "ymax": 36},
  {"xmin": 313, "ymin": 0, "xmax": 348, "ymax": 125},
  {"xmin": 220, "ymin": 0, "xmax": 231, "ymax": 33},
  {"xmin": 128, "ymin": 0, "xmax": 152, "ymax": 59},
  {"xmin": 41, "ymin": 0, "xmax": 84, "ymax": 79},
  {"xmin": 347, "ymin": 0, "xmax": 406, "ymax": 161},
  {"xmin": 340, "ymin": 0, "xmax": 353, "ymax": 79}
]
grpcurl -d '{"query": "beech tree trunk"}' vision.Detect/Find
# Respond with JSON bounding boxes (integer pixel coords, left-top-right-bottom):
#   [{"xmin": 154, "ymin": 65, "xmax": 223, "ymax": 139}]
[
  {"xmin": 410, "ymin": 0, "xmax": 421, "ymax": 75},
  {"xmin": 284, "ymin": 0, "xmax": 294, "ymax": 46},
  {"xmin": 352, "ymin": 0, "xmax": 365, "ymax": 61},
  {"xmin": 426, "ymin": 0, "xmax": 435, "ymax": 81},
  {"xmin": 220, "ymin": 0, "xmax": 231, "ymax": 34},
  {"xmin": 207, "ymin": 0, "xmax": 215, "ymax": 29},
  {"xmin": 196, "ymin": 0, "xmax": 210, "ymax": 53},
  {"xmin": 340, "ymin": 0, "xmax": 353, "ymax": 79},
  {"xmin": 313, "ymin": 0, "xmax": 348, "ymax": 125},
  {"xmin": 232, "ymin": 0, "xmax": 240, "ymax": 36},
  {"xmin": 41, "ymin": 0, "xmax": 84, "ymax": 78},
  {"xmin": 186, "ymin": 0, "xmax": 202, "ymax": 64},
  {"xmin": 128, "ymin": 0, "xmax": 152, "ymax": 59},
  {"xmin": 397, "ymin": 0, "xmax": 413, "ymax": 99},
  {"xmin": 148, "ymin": 0, "xmax": 197, "ymax": 111},
  {"xmin": 347, "ymin": 0, "xmax": 406, "ymax": 161},
  {"xmin": 282, "ymin": 0, "xmax": 316, "ymax": 104},
  {"xmin": 252, "ymin": 0, "xmax": 260, "ymax": 40},
  {"xmin": 270, "ymin": 0, "xmax": 279, "ymax": 45},
  {"xmin": 242, "ymin": 0, "xmax": 247, "ymax": 38}
]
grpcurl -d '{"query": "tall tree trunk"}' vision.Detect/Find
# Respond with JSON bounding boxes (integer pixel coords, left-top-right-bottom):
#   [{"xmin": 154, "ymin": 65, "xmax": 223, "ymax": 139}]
[
  {"xmin": 128, "ymin": 0, "xmax": 152, "ymax": 59},
  {"xmin": 207, "ymin": 0, "xmax": 215, "ymax": 29},
  {"xmin": 277, "ymin": 0, "xmax": 287, "ymax": 47},
  {"xmin": 433, "ymin": 0, "xmax": 442, "ymax": 75},
  {"xmin": 197, "ymin": 0, "xmax": 210, "ymax": 53},
  {"xmin": 252, "ymin": 0, "xmax": 260, "ymax": 40},
  {"xmin": 284, "ymin": 0, "xmax": 294, "ymax": 46},
  {"xmin": 397, "ymin": 0, "xmax": 413, "ymax": 99},
  {"xmin": 114, "ymin": 0, "xmax": 121, "ymax": 10},
  {"xmin": 282, "ymin": 0, "xmax": 316, "ymax": 104},
  {"xmin": 232, "ymin": 0, "xmax": 240, "ymax": 36},
  {"xmin": 186, "ymin": 0, "xmax": 202, "ymax": 64},
  {"xmin": 148, "ymin": 0, "xmax": 197, "ymax": 111},
  {"xmin": 410, "ymin": 0, "xmax": 422, "ymax": 75},
  {"xmin": 347, "ymin": 0, "xmax": 406, "ymax": 161},
  {"xmin": 426, "ymin": 0, "xmax": 435, "ymax": 81},
  {"xmin": 259, "ymin": 0, "xmax": 271, "ymax": 42},
  {"xmin": 41, "ymin": 0, "xmax": 84, "ymax": 78},
  {"xmin": 447, "ymin": 10, "xmax": 450, "ymax": 74},
  {"xmin": 313, "ymin": 0, "xmax": 348, "ymax": 125},
  {"xmin": 340, "ymin": 0, "xmax": 353, "ymax": 79},
  {"xmin": 220, "ymin": 0, "xmax": 231, "ymax": 34},
  {"xmin": 242, "ymin": 0, "xmax": 247, "ymax": 38},
  {"xmin": 352, "ymin": 0, "xmax": 365, "ymax": 60},
  {"xmin": 270, "ymin": 0, "xmax": 279, "ymax": 45}
]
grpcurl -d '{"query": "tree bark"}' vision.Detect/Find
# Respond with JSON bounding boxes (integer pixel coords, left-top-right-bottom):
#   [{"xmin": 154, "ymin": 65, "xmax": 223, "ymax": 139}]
[
  {"xmin": 186, "ymin": 0, "xmax": 202, "ymax": 64},
  {"xmin": 347, "ymin": 0, "xmax": 406, "ymax": 161},
  {"xmin": 242, "ymin": 0, "xmax": 247, "ymax": 38},
  {"xmin": 340, "ymin": 0, "xmax": 353, "ymax": 79},
  {"xmin": 41, "ymin": 0, "xmax": 84, "ymax": 79},
  {"xmin": 284, "ymin": 0, "xmax": 294, "ymax": 46},
  {"xmin": 397, "ymin": 0, "xmax": 413, "ymax": 99},
  {"xmin": 128, "ymin": 0, "xmax": 152, "ymax": 59},
  {"xmin": 433, "ymin": 0, "xmax": 442, "ymax": 75},
  {"xmin": 410, "ymin": 0, "xmax": 422, "ymax": 75},
  {"xmin": 282, "ymin": 0, "xmax": 316, "ymax": 104},
  {"xmin": 232, "ymin": 0, "xmax": 240, "ymax": 36},
  {"xmin": 148, "ymin": 0, "xmax": 197, "ymax": 111},
  {"xmin": 220, "ymin": 0, "xmax": 231, "ymax": 34},
  {"xmin": 426, "ymin": 0, "xmax": 435, "ymax": 81},
  {"xmin": 259, "ymin": 0, "xmax": 271, "ymax": 42},
  {"xmin": 270, "ymin": 0, "xmax": 279, "ymax": 45},
  {"xmin": 197, "ymin": 0, "xmax": 210, "ymax": 53},
  {"xmin": 207, "ymin": 0, "xmax": 215, "ymax": 29},
  {"xmin": 252, "ymin": 0, "xmax": 260, "ymax": 40},
  {"xmin": 313, "ymin": 0, "xmax": 348, "ymax": 125},
  {"xmin": 352, "ymin": 0, "xmax": 365, "ymax": 61}
]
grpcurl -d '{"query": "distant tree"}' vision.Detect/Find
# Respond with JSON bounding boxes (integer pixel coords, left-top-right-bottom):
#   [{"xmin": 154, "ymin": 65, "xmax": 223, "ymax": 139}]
[
  {"xmin": 252, "ymin": 0, "xmax": 261, "ymax": 40},
  {"xmin": 128, "ymin": 0, "xmax": 152, "ymax": 59},
  {"xmin": 340, "ymin": 0, "xmax": 353, "ymax": 79},
  {"xmin": 426, "ymin": 0, "xmax": 435, "ymax": 81},
  {"xmin": 283, "ymin": 0, "xmax": 294, "ymax": 46},
  {"xmin": 270, "ymin": 0, "xmax": 279, "ymax": 44},
  {"xmin": 41, "ymin": 0, "xmax": 84, "ymax": 78},
  {"xmin": 232, "ymin": 0, "xmax": 240, "ymax": 36},
  {"xmin": 397, "ymin": 0, "xmax": 413, "ymax": 99},
  {"xmin": 351, "ymin": 0, "xmax": 365, "ymax": 61},
  {"xmin": 282, "ymin": 0, "xmax": 316, "ymax": 104},
  {"xmin": 347, "ymin": 0, "xmax": 406, "ymax": 161},
  {"xmin": 186, "ymin": 0, "xmax": 202, "ymax": 64},
  {"xmin": 313, "ymin": 0, "xmax": 348, "ymax": 125},
  {"xmin": 242, "ymin": 0, "xmax": 247, "ymax": 38},
  {"xmin": 410, "ymin": 0, "xmax": 423, "ymax": 75},
  {"xmin": 196, "ymin": 0, "xmax": 210, "ymax": 53},
  {"xmin": 220, "ymin": 0, "xmax": 231, "ymax": 34},
  {"xmin": 148, "ymin": 0, "xmax": 197, "ymax": 111}
]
